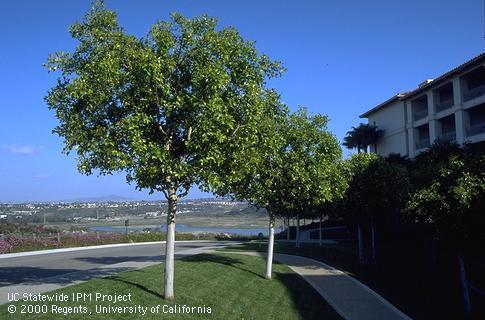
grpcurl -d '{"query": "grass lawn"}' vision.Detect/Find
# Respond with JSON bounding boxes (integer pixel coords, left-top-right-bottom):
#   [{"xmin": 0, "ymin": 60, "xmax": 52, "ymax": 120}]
[{"xmin": 0, "ymin": 252, "xmax": 341, "ymax": 320}]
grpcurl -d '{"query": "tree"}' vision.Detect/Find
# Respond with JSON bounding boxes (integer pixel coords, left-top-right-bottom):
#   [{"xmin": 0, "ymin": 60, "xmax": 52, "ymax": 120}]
[
  {"xmin": 340, "ymin": 154, "xmax": 410, "ymax": 265},
  {"xmin": 341, "ymin": 153, "xmax": 377, "ymax": 265},
  {"xmin": 284, "ymin": 110, "xmax": 346, "ymax": 250},
  {"xmin": 405, "ymin": 141, "xmax": 485, "ymax": 252},
  {"xmin": 223, "ymin": 107, "xmax": 345, "ymax": 279},
  {"xmin": 405, "ymin": 142, "xmax": 485, "ymax": 318},
  {"xmin": 343, "ymin": 123, "xmax": 384, "ymax": 153},
  {"xmin": 349, "ymin": 157, "xmax": 410, "ymax": 261},
  {"xmin": 45, "ymin": 2, "xmax": 284, "ymax": 300}
]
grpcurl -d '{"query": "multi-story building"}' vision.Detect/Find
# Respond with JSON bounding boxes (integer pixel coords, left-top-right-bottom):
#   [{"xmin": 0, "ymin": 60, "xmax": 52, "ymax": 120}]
[{"xmin": 360, "ymin": 53, "xmax": 485, "ymax": 158}]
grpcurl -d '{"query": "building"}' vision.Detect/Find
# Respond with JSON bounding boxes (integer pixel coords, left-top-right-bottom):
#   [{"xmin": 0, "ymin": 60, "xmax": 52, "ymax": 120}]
[{"xmin": 360, "ymin": 53, "xmax": 485, "ymax": 158}]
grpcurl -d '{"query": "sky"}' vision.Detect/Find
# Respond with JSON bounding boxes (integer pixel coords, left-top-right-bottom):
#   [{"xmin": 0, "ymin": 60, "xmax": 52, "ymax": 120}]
[{"xmin": 0, "ymin": 0, "xmax": 483, "ymax": 202}]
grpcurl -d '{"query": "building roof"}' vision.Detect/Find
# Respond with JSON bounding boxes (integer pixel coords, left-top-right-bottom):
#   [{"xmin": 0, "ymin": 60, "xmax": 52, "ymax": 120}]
[{"xmin": 360, "ymin": 52, "xmax": 485, "ymax": 118}]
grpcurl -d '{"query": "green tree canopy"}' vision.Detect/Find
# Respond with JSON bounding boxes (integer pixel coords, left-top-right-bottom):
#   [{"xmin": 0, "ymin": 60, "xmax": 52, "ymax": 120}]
[
  {"xmin": 227, "ymin": 107, "xmax": 346, "ymax": 217},
  {"xmin": 405, "ymin": 142, "xmax": 485, "ymax": 247},
  {"xmin": 349, "ymin": 157, "xmax": 409, "ymax": 221}
]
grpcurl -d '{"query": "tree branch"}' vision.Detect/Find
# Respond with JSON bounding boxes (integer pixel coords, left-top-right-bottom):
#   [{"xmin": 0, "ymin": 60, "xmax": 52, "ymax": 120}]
[
  {"xmin": 177, "ymin": 188, "xmax": 189, "ymax": 199},
  {"xmin": 231, "ymin": 124, "xmax": 241, "ymax": 138},
  {"xmin": 186, "ymin": 126, "xmax": 192, "ymax": 142}
]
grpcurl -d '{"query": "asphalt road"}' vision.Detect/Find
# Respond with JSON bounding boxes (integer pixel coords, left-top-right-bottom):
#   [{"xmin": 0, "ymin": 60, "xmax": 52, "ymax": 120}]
[{"xmin": 0, "ymin": 241, "xmax": 231, "ymax": 287}]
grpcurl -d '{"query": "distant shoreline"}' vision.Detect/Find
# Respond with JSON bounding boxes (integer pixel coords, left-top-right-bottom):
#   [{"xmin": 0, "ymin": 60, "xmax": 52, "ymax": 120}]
[{"xmin": 89, "ymin": 224, "xmax": 276, "ymax": 236}]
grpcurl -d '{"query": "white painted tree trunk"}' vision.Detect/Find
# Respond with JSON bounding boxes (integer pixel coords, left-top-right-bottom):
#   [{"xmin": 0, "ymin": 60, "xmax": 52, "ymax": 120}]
[
  {"xmin": 296, "ymin": 214, "xmax": 300, "ymax": 248},
  {"xmin": 319, "ymin": 215, "xmax": 323, "ymax": 246},
  {"xmin": 394, "ymin": 208, "xmax": 401, "ymax": 235},
  {"xmin": 458, "ymin": 255, "xmax": 472, "ymax": 318},
  {"xmin": 286, "ymin": 217, "xmax": 290, "ymax": 241},
  {"xmin": 358, "ymin": 224, "xmax": 364, "ymax": 266},
  {"xmin": 371, "ymin": 217, "xmax": 376, "ymax": 262},
  {"xmin": 265, "ymin": 215, "xmax": 275, "ymax": 279},
  {"xmin": 430, "ymin": 237, "xmax": 437, "ymax": 272},
  {"xmin": 164, "ymin": 191, "xmax": 177, "ymax": 300}
]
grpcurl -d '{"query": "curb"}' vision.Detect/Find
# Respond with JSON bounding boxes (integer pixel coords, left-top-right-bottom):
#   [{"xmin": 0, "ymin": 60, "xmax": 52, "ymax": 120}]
[{"xmin": 0, "ymin": 240, "xmax": 216, "ymax": 259}]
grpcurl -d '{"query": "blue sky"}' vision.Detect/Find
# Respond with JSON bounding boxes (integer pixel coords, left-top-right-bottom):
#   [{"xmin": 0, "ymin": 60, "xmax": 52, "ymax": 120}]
[{"xmin": 0, "ymin": 0, "xmax": 483, "ymax": 202}]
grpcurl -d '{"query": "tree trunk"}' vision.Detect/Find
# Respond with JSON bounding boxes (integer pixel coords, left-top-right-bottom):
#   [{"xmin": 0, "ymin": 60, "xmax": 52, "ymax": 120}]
[
  {"xmin": 319, "ymin": 214, "xmax": 323, "ymax": 246},
  {"xmin": 370, "ymin": 217, "xmax": 376, "ymax": 262},
  {"xmin": 358, "ymin": 224, "xmax": 364, "ymax": 266},
  {"xmin": 286, "ymin": 217, "xmax": 290, "ymax": 241},
  {"xmin": 430, "ymin": 237, "xmax": 437, "ymax": 272},
  {"xmin": 458, "ymin": 255, "xmax": 472, "ymax": 319},
  {"xmin": 265, "ymin": 215, "xmax": 275, "ymax": 279},
  {"xmin": 394, "ymin": 208, "xmax": 401, "ymax": 235},
  {"xmin": 164, "ymin": 190, "xmax": 177, "ymax": 300},
  {"xmin": 296, "ymin": 214, "xmax": 300, "ymax": 248}
]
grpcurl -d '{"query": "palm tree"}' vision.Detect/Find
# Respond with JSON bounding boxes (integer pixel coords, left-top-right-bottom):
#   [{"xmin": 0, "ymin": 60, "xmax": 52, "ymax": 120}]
[{"xmin": 343, "ymin": 123, "xmax": 384, "ymax": 153}]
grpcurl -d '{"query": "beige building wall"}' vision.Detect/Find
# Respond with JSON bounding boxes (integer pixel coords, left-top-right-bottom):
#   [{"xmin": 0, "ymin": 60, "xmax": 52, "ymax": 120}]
[{"xmin": 367, "ymin": 101, "xmax": 408, "ymax": 157}]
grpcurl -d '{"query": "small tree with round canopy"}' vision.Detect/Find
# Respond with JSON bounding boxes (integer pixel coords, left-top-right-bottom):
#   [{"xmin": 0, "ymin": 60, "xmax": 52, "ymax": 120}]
[
  {"xmin": 221, "ymin": 107, "xmax": 345, "ymax": 278},
  {"xmin": 45, "ymin": 1, "xmax": 284, "ymax": 299}
]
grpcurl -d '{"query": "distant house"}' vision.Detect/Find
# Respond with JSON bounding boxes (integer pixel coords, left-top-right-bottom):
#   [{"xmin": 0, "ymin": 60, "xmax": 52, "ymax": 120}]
[
  {"xmin": 360, "ymin": 53, "xmax": 485, "ymax": 158},
  {"xmin": 145, "ymin": 211, "xmax": 160, "ymax": 217}
]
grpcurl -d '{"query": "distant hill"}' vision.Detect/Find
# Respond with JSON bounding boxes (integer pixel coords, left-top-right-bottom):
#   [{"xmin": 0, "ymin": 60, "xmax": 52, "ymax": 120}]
[
  {"xmin": 59, "ymin": 195, "xmax": 241, "ymax": 204},
  {"xmin": 61, "ymin": 195, "xmax": 133, "ymax": 203}
]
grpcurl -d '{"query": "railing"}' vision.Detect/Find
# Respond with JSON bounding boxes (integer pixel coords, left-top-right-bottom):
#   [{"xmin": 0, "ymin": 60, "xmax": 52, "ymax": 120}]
[
  {"xmin": 435, "ymin": 98, "xmax": 454, "ymax": 113},
  {"xmin": 466, "ymin": 123, "xmax": 485, "ymax": 137},
  {"xmin": 415, "ymin": 138, "xmax": 430, "ymax": 150},
  {"xmin": 463, "ymin": 84, "xmax": 485, "ymax": 102},
  {"xmin": 440, "ymin": 131, "xmax": 456, "ymax": 142},
  {"xmin": 413, "ymin": 109, "xmax": 428, "ymax": 121}
]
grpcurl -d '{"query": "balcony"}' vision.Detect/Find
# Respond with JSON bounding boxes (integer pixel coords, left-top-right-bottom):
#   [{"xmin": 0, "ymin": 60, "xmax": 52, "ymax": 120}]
[
  {"xmin": 413, "ymin": 109, "xmax": 428, "ymax": 121},
  {"xmin": 463, "ymin": 84, "xmax": 485, "ymax": 102},
  {"xmin": 440, "ymin": 131, "xmax": 456, "ymax": 142},
  {"xmin": 434, "ymin": 82, "xmax": 454, "ymax": 113},
  {"xmin": 435, "ymin": 98, "xmax": 454, "ymax": 113},
  {"xmin": 415, "ymin": 138, "xmax": 430, "ymax": 150},
  {"xmin": 466, "ymin": 123, "xmax": 485, "ymax": 137}
]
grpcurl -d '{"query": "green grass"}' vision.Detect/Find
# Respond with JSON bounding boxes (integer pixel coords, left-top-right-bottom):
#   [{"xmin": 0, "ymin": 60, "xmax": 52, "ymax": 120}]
[{"xmin": 0, "ymin": 252, "xmax": 341, "ymax": 320}]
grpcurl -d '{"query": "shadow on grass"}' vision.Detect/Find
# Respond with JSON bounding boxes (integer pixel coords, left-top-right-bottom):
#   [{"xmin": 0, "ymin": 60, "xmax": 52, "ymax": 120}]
[
  {"xmin": 182, "ymin": 253, "xmax": 265, "ymax": 279},
  {"xmin": 273, "ymin": 271, "xmax": 342, "ymax": 320},
  {"xmin": 105, "ymin": 274, "xmax": 164, "ymax": 300}
]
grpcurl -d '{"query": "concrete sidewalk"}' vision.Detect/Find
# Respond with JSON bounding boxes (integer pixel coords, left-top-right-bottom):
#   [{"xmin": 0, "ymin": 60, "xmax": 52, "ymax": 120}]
[{"xmin": 225, "ymin": 251, "xmax": 412, "ymax": 320}]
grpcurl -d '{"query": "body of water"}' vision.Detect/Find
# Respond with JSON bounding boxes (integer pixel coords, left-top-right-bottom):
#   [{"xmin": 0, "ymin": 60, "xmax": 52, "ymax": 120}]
[{"xmin": 89, "ymin": 224, "xmax": 279, "ymax": 236}]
